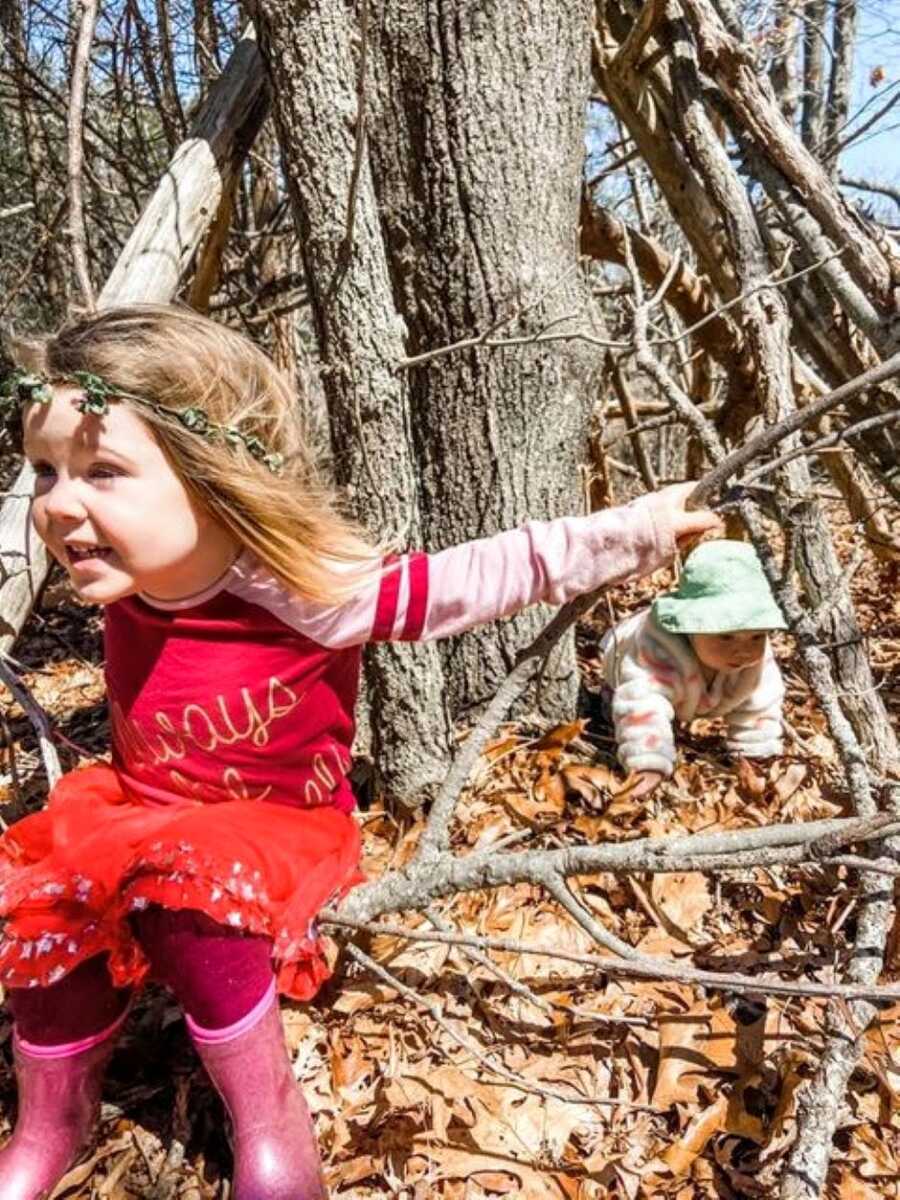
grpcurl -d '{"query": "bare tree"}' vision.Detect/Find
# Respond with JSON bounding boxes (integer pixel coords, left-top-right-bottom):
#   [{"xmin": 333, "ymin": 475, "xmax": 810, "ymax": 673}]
[{"xmin": 2, "ymin": 1, "xmax": 900, "ymax": 1195}]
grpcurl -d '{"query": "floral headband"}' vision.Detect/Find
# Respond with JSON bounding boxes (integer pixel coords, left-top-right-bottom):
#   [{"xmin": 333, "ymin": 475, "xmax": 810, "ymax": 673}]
[{"xmin": 0, "ymin": 367, "xmax": 285, "ymax": 475}]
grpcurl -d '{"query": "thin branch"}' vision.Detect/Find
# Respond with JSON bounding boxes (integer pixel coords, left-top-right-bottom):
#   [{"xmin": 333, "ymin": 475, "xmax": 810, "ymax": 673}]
[
  {"xmin": 424, "ymin": 905, "xmax": 649, "ymax": 1028},
  {"xmin": 827, "ymin": 86, "xmax": 900, "ymax": 161},
  {"xmin": 0, "ymin": 658, "xmax": 61, "ymax": 788},
  {"xmin": 68, "ymin": 0, "xmax": 100, "ymax": 312},
  {"xmin": 690, "ymin": 349, "xmax": 900, "ymax": 509},
  {"xmin": 840, "ymin": 175, "xmax": 900, "ymax": 213},
  {"xmin": 326, "ymin": 915, "xmax": 900, "ymax": 1006},
  {"xmin": 345, "ymin": 943, "xmax": 656, "ymax": 1110},
  {"xmin": 544, "ymin": 874, "xmax": 640, "ymax": 960},
  {"xmin": 0, "ymin": 203, "xmax": 35, "ymax": 221},
  {"xmin": 398, "ymin": 267, "xmax": 584, "ymax": 367},
  {"xmin": 398, "ymin": 249, "xmax": 845, "ymax": 369},
  {"xmin": 744, "ymin": 408, "xmax": 900, "ymax": 485},
  {"xmin": 647, "ymin": 248, "xmax": 847, "ymax": 350}
]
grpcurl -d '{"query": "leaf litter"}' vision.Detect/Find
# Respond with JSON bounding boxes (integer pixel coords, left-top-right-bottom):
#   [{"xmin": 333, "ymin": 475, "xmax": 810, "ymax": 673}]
[{"xmin": 0, "ymin": 524, "xmax": 897, "ymax": 1198}]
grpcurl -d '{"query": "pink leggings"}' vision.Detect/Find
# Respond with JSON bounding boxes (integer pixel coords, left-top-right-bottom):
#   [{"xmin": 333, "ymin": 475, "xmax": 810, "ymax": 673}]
[{"xmin": 7, "ymin": 907, "xmax": 274, "ymax": 1046}]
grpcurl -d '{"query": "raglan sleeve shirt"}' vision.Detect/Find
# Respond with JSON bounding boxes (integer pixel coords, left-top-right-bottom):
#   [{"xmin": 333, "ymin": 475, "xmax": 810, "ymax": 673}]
[{"xmin": 233, "ymin": 492, "xmax": 678, "ymax": 650}]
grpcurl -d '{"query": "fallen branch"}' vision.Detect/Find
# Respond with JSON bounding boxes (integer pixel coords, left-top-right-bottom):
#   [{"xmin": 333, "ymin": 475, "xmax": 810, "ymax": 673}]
[
  {"xmin": 335, "ymin": 810, "xmax": 900, "ymax": 926},
  {"xmin": 344, "ymin": 942, "xmax": 656, "ymax": 1110},
  {"xmin": 327, "ymin": 915, "xmax": 900, "ymax": 1007}
]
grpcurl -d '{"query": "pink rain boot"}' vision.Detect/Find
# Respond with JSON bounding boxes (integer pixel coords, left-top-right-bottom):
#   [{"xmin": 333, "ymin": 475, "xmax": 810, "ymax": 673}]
[
  {"xmin": 188, "ymin": 981, "xmax": 327, "ymax": 1199},
  {"xmin": 0, "ymin": 1011, "xmax": 126, "ymax": 1200}
]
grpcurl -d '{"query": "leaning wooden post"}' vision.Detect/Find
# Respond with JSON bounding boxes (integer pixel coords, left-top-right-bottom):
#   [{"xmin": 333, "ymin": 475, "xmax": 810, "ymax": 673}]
[{"xmin": 0, "ymin": 27, "xmax": 268, "ymax": 655}]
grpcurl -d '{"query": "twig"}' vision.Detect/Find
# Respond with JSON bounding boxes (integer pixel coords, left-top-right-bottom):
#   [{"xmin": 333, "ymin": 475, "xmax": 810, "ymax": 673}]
[
  {"xmin": 397, "ymin": 266, "xmax": 584, "ymax": 368},
  {"xmin": 68, "ymin": 0, "xmax": 99, "ymax": 312},
  {"xmin": 601, "ymin": 411, "xmax": 685, "ymax": 448},
  {"xmin": 543, "ymin": 874, "xmax": 640, "ymax": 960},
  {"xmin": 345, "ymin": 941, "xmax": 658, "ymax": 1109},
  {"xmin": 424, "ymin": 905, "xmax": 648, "ymax": 1027},
  {"xmin": 0, "ymin": 658, "xmax": 61, "ymax": 788},
  {"xmin": 325, "ymin": 915, "xmax": 900, "ymax": 1005},
  {"xmin": 827, "ymin": 86, "xmax": 900, "ymax": 161}
]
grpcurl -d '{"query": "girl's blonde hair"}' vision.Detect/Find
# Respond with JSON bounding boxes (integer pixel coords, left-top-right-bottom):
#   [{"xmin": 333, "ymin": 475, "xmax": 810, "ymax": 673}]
[{"xmin": 10, "ymin": 303, "xmax": 381, "ymax": 604}]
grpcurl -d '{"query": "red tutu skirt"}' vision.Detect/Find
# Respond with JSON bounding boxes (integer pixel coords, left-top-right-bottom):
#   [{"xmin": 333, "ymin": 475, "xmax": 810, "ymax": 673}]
[{"xmin": 0, "ymin": 765, "xmax": 362, "ymax": 1000}]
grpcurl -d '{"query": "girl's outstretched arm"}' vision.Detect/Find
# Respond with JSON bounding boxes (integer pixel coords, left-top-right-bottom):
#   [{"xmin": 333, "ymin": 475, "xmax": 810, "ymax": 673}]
[
  {"xmin": 376, "ymin": 493, "xmax": 675, "ymax": 643},
  {"xmin": 231, "ymin": 484, "xmax": 721, "ymax": 649},
  {"xmin": 363, "ymin": 482, "xmax": 719, "ymax": 644}
]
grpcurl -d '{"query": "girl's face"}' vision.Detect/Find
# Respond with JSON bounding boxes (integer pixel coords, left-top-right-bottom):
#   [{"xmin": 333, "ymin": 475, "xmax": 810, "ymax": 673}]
[
  {"xmin": 690, "ymin": 630, "xmax": 768, "ymax": 673},
  {"xmin": 24, "ymin": 385, "xmax": 239, "ymax": 605}
]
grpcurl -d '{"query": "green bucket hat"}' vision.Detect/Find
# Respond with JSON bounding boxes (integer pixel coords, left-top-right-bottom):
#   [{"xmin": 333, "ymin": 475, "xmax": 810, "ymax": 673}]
[{"xmin": 651, "ymin": 540, "xmax": 787, "ymax": 635}]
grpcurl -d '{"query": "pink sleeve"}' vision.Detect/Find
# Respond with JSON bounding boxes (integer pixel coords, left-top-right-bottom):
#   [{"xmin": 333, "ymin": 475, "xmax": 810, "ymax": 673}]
[
  {"xmin": 234, "ymin": 495, "xmax": 675, "ymax": 649},
  {"xmin": 407, "ymin": 492, "xmax": 675, "ymax": 641}
]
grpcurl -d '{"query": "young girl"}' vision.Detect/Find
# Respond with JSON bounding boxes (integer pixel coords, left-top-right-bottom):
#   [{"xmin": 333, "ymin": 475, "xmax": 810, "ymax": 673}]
[
  {"xmin": 0, "ymin": 303, "xmax": 720, "ymax": 1200},
  {"xmin": 601, "ymin": 539, "xmax": 787, "ymax": 798}
]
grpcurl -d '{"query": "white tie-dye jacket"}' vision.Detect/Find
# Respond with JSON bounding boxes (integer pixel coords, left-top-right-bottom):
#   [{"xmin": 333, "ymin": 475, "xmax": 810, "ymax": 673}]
[{"xmin": 600, "ymin": 608, "xmax": 784, "ymax": 776}]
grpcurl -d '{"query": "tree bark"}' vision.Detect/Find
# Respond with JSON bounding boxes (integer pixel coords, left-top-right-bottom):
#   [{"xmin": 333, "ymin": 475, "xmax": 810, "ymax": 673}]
[
  {"xmin": 249, "ymin": 0, "xmax": 454, "ymax": 805},
  {"xmin": 367, "ymin": 0, "xmax": 598, "ymax": 719},
  {"xmin": 255, "ymin": 0, "xmax": 600, "ymax": 799}
]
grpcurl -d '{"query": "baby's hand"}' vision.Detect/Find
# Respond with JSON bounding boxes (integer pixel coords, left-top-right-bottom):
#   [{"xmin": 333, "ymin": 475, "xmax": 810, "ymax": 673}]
[
  {"xmin": 617, "ymin": 770, "xmax": 664, "ymax": 800},
  {"xmin": 650, "ymin": 482, "xmax": 724, "ymax": 546}
]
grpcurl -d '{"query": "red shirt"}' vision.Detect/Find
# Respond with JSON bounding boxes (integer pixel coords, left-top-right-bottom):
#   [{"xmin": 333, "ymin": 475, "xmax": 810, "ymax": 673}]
[
  {"xmin": 104, "ymin": 498, "xmax": 672, "ymax": 813},
  {"xmin": 106, "ymin": 587, "xmax": 363, "ymax": 812}
]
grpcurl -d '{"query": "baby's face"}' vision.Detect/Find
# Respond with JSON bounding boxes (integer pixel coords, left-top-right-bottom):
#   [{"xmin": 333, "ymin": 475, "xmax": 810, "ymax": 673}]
[
  {"xmin": 24, "ymin": 385, "xmax": 238, "ymax": 605},
  {"xmin": 690, "ymin": 630, "xmax": 768, "ymax": 673}
]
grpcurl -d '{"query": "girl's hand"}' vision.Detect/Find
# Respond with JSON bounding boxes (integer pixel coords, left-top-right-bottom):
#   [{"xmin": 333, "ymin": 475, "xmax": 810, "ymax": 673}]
[{"xmin": 652, "ymin": 482, "xmax": 724, "ymax": 546}]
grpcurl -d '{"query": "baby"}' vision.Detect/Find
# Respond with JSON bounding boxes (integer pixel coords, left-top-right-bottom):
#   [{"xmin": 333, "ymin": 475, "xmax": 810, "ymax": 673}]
[{"xmin": 601, "ymin": 540, "xmax": 786, "ymax": 798}]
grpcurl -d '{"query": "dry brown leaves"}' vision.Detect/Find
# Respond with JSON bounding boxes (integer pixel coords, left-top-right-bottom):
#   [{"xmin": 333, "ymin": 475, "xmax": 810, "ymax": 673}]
[{"xmin": 0, "ymin": 529, "xmax": 897, "ymax": 1197}]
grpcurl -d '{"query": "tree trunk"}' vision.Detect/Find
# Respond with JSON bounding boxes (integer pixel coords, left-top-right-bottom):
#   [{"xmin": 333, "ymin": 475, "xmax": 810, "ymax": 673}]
[
  {"xmin": 367, "ymin": 0, "xmax": 598, "ymax": 719},
  {"xmin": 824, "ymin": 0, "xmax": 856, "ymax": 154},
  {"xmin": 254, "ymin": 0, "xmax": 600, "ymax": 805},
  {"xmin": 250, "ymin": 0, "xmax": 454, "ymax": 806}
]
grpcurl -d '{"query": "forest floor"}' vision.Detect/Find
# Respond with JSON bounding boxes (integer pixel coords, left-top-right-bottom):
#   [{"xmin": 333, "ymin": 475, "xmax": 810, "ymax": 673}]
[{"xmin": 0, "ymin": 511, "xmax": 898, "ymax": 1199}]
